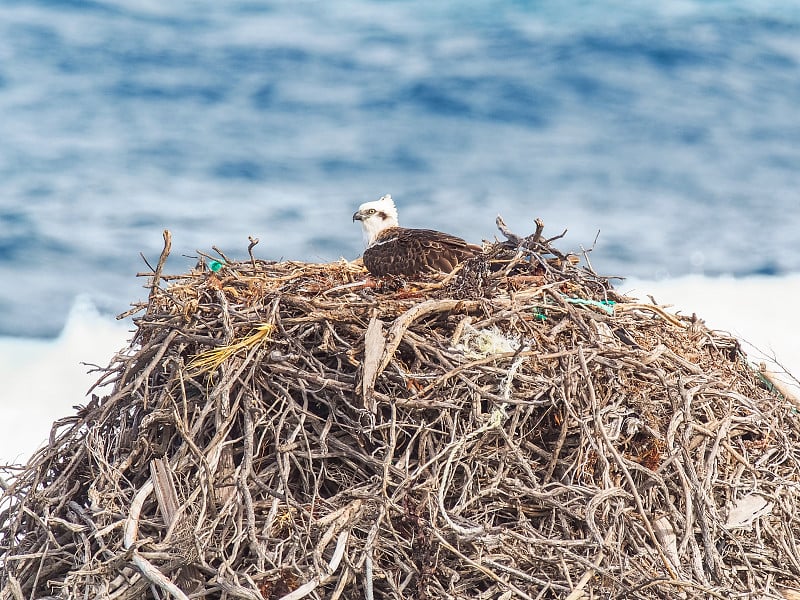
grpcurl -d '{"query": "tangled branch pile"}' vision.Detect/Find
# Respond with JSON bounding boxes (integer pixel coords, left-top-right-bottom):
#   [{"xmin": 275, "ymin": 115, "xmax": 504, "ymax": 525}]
[{"xmin": 2, "ymin": 220, "xmax": 800, "ymax": 600}]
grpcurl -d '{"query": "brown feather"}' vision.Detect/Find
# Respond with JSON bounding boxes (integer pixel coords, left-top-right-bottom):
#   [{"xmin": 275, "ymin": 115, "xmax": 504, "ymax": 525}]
[{"xmin": 362, "ymin": 227, "xmax": 480, "ymax": 277}]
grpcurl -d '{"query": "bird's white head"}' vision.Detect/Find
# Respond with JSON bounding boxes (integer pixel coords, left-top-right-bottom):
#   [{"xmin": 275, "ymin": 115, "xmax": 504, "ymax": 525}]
[{"xmin": 352, "ymin": 194, "xmax": 399, "ymax": 247}]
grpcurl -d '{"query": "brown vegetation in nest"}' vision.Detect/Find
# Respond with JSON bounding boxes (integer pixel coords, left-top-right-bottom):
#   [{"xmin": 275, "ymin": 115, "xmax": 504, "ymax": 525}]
[{"xmin": 1, "ymin": 220, "xmax": 799, "ymax": 599}]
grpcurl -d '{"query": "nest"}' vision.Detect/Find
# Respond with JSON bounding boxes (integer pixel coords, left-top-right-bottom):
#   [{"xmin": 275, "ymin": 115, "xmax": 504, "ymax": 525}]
[{"xmin": 2, "ymin": 219, "xmax": 800, "ymax": 600}]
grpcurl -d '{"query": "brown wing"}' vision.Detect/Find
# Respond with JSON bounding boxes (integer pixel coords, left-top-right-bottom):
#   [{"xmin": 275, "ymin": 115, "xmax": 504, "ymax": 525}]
[{"xmin": 363, "ymin": 227, "xmax": 480, "ymax": 277}]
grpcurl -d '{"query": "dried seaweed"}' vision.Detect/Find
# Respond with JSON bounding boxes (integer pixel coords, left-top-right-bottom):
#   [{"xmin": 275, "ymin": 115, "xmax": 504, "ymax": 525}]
[{"xmin": 2, "ymin": 220, "xmax": 800, "ymax": 600}]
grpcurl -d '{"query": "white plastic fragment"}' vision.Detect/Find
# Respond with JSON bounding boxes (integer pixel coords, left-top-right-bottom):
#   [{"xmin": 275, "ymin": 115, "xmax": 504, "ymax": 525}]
[{"xmin": 725, "ymin": 493, "xmax": 774, "ymax": 529}]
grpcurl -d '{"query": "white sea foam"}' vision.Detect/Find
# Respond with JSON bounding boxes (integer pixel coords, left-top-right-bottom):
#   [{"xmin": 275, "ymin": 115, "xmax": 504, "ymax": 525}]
[
  {"xmin": 1, "ymin": 276, "xmax": 798, "ymax": 465},
  {"xmin": 623, "ymin": 274, "xmax": 800, "ymax": 399},
  {"xmin": 0, "ymin": 296, "xmax": 131, "ymax": 465}
]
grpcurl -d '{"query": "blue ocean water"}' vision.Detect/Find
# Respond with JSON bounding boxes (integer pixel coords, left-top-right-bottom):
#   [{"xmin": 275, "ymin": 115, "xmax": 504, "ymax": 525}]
[{"xmin": 1, "ymin": 0, "xmax": 799, "ymax": 337}]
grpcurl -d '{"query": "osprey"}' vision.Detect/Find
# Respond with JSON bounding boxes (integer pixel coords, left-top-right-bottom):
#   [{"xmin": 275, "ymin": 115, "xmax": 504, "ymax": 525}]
[{"xmin": 352, "ymin": 195, "xmax": 481, "ymax": 277}]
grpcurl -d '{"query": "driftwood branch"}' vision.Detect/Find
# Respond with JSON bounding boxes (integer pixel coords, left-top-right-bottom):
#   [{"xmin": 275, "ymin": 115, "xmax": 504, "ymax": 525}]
[
  {"xmin": 248, "ymin": 235, "xmax": 260, "ymax": 269},
  {"xmin": 148, "ymin": 229, "xmax": 172, "ymax": 302}
]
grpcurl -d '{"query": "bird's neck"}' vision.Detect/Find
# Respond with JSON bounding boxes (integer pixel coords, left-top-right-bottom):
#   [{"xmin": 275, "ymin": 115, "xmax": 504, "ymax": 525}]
[{"xmin": 363, "ymin": 221, "xmax": 398, "ymax": 247}]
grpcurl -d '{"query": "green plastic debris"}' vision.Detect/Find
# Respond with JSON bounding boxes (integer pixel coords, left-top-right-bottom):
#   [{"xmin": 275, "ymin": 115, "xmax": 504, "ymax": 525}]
[{"xmin": 562, "ymin": 296, "xmax": 616, "ymax": 315}]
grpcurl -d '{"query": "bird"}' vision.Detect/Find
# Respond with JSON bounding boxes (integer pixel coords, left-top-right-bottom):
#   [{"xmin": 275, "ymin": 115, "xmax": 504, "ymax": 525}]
[{"xmin": 352, "ymin": 194, "xmax": 481, "ymax": 277}]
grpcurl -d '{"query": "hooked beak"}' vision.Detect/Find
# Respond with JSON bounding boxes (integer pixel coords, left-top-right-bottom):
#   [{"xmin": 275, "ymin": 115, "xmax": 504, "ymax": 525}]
[{"xmin": 352, "ymin": 211, "xmax": 363, "ymax": 222}]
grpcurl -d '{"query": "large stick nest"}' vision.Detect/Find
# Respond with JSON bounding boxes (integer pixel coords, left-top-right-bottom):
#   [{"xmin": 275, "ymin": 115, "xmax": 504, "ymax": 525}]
[{"xmin": 2, "ymin": 219, "xmax": 800, "ymax": 600}]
